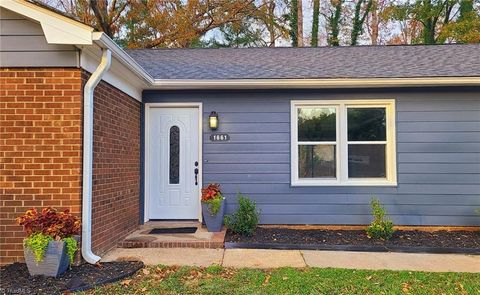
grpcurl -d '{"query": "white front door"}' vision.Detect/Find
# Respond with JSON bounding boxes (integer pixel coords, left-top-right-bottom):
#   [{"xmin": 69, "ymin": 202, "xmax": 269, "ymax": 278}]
[{"xmin": 146, "ymin": 107, "xmax": 200, "ymax": 220}]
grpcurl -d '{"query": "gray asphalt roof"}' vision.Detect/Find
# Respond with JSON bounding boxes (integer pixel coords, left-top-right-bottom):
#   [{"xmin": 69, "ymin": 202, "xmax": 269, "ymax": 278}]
[{"xmin": 126, "ymin": 44, "xmax": 480, "ymax": 80}]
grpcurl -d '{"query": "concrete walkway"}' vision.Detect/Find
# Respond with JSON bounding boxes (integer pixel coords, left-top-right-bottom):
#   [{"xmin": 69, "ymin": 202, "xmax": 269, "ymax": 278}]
[{"xmin": 102, "ymin": 248, "xmax": 480, "ymax": 273}]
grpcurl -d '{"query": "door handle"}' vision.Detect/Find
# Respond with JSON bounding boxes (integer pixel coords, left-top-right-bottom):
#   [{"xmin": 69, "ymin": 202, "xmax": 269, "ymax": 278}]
[{"xmin": 194, "ymin": 168, "xmax": 199, "ymax": 185}]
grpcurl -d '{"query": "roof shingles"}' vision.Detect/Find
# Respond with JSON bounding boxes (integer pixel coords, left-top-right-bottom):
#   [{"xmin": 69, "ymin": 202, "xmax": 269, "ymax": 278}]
[{"xmin": 126, "ymin": 44, "xmax": 480, "ymax": 80}]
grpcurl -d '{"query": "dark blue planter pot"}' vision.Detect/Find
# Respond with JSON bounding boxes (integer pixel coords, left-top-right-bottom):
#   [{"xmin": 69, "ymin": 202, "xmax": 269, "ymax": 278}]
[
  {"xmin": 202, "ymin": 199, "xmax": 225, "ymax": 232},
  {"xmin": 24, "ymin": 240, "xmax": 69, "ymax": 277}
]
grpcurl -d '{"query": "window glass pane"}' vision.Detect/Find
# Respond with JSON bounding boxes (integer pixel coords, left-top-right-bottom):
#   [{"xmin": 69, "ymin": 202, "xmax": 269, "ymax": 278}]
[
  {"xmin": 348, "ymin": 144, "xmax": 386, "ymax": 178},
  {"xmin": 298, "ymin": 145, "xmax": 336, "ymax": 178},
  {"xmin": 298, "ymin": 107, "xmax": 336, "ymax": 141},
  {"xmin": 169, "ymin": 126, "xmax": 180, "ymax": 184},
  {"xmin": 348, "ymin": 108, "xmax": 386, "ymax": 141}
]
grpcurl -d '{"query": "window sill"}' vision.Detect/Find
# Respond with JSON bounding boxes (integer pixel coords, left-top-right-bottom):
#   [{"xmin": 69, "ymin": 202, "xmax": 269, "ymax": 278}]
[{"xmin": 291, "ymin": 180, "xmax": 398, "ymax": 187}]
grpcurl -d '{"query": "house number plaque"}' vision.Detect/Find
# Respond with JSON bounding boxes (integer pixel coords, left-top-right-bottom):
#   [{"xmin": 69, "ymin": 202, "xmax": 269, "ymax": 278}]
[{"xmin": 210, "ymin": 134, "xmax": 230, "ymax": 142}]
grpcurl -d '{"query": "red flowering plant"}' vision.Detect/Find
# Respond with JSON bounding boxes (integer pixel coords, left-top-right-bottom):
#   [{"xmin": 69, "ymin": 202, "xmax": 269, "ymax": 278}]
[
  {"xmin": 201, "ymin": 183, "xmax": 224, "ymax": 216},
  {"xmin": 16, "ymin": 208, "xmax": 81, "ymax": 263}
]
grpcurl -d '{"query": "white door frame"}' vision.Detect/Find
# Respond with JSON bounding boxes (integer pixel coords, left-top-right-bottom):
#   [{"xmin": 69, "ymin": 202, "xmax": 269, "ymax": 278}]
[{"xmin": 144, "ymin": 102, "xmax": 203, "ymax": 222}]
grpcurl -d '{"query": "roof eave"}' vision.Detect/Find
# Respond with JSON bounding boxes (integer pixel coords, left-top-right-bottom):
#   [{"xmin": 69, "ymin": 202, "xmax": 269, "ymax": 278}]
[
  {"xmin": 1, "ymin": 0, "xmax": 94, "ymax": 45},
  {"xmin": 148, "ymin": 77, "xmax": 480, "ymax": 90},
  {"xmin": 91, "ymin": 32, "xmax": 154, "ymax": 85}
]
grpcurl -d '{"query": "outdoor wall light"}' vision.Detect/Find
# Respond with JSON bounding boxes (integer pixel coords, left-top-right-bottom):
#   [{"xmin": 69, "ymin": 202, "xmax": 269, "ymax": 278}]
[{"xmin": 209, "ymin": 111, "xmax": 219, "ymax": 130}]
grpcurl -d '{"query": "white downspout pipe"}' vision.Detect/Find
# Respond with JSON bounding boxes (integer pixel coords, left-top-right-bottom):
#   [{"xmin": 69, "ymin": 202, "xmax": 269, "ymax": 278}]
[{"xmin": 82, "ymin": 49, "xmax": 111, "ymax": 264}]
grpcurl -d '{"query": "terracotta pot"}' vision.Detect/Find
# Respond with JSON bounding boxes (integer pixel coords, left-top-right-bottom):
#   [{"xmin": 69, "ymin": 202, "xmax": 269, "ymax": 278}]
[
  {"xmin": 202, "ymin": 199, "xmax": 225, "ymax": 232},
  {"xmin": 24, "ymin": 240, "xmax": 69, "ymax": 277}
]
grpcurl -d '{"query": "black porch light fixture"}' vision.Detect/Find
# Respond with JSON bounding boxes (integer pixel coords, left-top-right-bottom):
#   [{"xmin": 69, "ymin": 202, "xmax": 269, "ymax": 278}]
[{"xmin": 209, "ymin": 111, "xmax": 219, "ymax": 130}]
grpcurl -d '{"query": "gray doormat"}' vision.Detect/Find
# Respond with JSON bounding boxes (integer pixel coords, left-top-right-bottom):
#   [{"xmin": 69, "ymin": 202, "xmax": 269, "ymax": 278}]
[{"xmin": 148, "ymin": 227, "xmax": 197, "ymax": 234}]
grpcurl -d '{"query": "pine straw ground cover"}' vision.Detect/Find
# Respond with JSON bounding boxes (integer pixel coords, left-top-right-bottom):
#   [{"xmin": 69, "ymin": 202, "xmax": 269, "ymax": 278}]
[{"xmin": 81, "ymin": 265, "xmax": 480, "ymax": 294}]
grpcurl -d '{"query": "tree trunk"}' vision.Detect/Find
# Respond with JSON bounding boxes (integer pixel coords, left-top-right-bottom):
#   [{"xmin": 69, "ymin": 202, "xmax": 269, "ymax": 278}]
[
  {"xmin": 297, "ymin": 0, "xmax": 304, "ymax": 46},
  {"xmin": 459, "ymin": 0, "xmax": 474, "ymax": 21},
  {"xmin": 329, "ymin": 0, "xmax": 342, "ymax": 46},
  {"xmin": 370, "ymin": 0, "xmax": 379, "ymax": 45},
  {"xmin": 311, "ymin": 0, "xmax": 320, "ymax": 46},
  {"xmin": 264, "ymin": 0, "xmax": 277, "ymax": 47},
  {"xmin": 290, "ymin": 0, "xmax": 298, "ymax": 46},
  {"xmin": 420, "ymin": 0, "xmax": 437, "ymax": 44},
  {"xmin": 351, "ymin": 0, "xmax": 373, "ymax": 45},
  {"xmin": 90, "ymin": 0, "xmax": 113, "ymax": 37},
  {"xmin": 423, "ymin": 18, "xmax": 436, "ymax": 44}
]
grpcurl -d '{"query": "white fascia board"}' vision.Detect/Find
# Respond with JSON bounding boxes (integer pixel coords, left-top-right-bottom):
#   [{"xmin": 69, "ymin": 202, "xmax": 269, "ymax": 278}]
[
  {"xmin": 80, "ymin": 44, "xmax": 145, "ymax": 101},
  {"xmin": 0, "ymin": 0, "xmax": 93, "ymax": 45},
  {"xmin": 148, "ymin": 77, "xmax": 480, "ymax": 90},
  {"xmin": 92, "ymin": 32, "xmax": 154, "ymax": 84}
]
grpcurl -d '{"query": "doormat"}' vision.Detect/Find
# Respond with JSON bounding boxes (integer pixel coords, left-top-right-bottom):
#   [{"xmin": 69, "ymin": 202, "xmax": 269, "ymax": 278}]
[{"xmin": 148, "ymin": 227, "xmax": 197, "ymax": 234}]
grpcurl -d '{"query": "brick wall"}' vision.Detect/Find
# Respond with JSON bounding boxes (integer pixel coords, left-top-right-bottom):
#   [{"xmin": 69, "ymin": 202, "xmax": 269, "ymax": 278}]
[
  {"xmin": 1, "ymin": 68, "xmax": 141, "ymax": 264},
  {"xmin": 85, "ymin": 72, "xmax": 141, "ymax": 255},
  {"xmin": 0, "ymin": 68, "xmax": 83, "ymax": 265}
]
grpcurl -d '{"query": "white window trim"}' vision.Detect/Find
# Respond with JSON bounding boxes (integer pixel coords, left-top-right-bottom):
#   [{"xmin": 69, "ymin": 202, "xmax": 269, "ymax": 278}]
[{"xmin": 291, "ymin": 99, "xmax": 397, "ymax": 186}]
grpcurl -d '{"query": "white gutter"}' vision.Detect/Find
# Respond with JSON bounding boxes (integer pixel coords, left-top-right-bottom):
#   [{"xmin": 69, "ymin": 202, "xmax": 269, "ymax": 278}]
[
  {"xmin": 82, "ymin": 49, "xmax": 111, "ymax": 264},
  {"xmin": 91, "ymin": 32, "xmax": 154, "ymax": 84},
  {"xmin": 150, "ymin": 77, "xmax": 480, "ymax": 90}
]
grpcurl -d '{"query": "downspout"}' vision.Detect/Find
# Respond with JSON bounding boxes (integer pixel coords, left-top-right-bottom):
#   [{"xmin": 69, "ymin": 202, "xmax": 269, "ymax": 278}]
[{"xmin": 82, "ymin": 49, "xmax": 111, "ymax": 264}]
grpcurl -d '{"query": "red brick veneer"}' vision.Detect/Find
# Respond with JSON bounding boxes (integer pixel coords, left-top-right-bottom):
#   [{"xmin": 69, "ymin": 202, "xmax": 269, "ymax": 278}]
[
  {"xmin": 1, "ymin": 68, "xmax": 83, "ymax": 265},
  {"xmin": 0, "ymin": 68, "xmax": 141, "ymax": 264},
  {"xmin": 85, "ymin": 71, "xmax": 141, "ymax": 255}
]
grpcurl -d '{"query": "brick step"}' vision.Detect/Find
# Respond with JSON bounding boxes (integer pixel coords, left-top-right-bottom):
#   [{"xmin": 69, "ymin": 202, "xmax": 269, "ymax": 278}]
[
  {"xmin": 117, "ymin": 227, "xmax": 226, "ymax": 249},
  {"xmin": 118, "ymin": 239, "xmax": 224, "ymax": 249}
]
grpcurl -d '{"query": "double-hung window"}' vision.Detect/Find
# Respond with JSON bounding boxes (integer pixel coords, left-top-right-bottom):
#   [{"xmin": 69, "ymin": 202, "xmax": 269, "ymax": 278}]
[{"xmin": 291, "ymin": 100, "xmax": 396, "ymax": 186}]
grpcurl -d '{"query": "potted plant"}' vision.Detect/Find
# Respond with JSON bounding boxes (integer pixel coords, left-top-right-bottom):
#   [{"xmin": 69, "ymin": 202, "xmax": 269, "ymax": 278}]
[
  {"xmin": 16, "ymin": 207, "xmax": 81, "ymax": 277},
  {"xmin": 201, "ymin": 183, "xmax": 225, "ymax": 232}
]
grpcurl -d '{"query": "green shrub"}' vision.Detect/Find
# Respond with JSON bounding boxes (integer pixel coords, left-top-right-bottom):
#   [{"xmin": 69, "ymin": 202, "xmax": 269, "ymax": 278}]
[
  {"xmin": 204, "ymin": 193, "xmax": 223, "ymax": 216},
  {"xmin": 24, "ymin": 232, "xmax": 53, "ymax": 263},
  {"xmin": 63, "ymin": 237, "xmax": 78, "ymax": 264},
  {"xmin": 23, "ymin": 233, "xmax": 78, "ymax": 264},
  {"xmin": 224, "ymin": 194, "xmax": 260, "ymax": 236},
  {"xmin": 366, "ymin": 197, "xmax": 395, "ymax": 240}
]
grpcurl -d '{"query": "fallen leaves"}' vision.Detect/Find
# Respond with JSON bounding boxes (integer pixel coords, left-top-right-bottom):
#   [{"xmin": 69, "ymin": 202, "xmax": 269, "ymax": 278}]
[
  {"xmin": 263, "ymin": 275, "xmax": 271, "ymax": 285},
  {"xmin": 401, "ymin": 282, "xmax": 411, "ymax": 293},
  {"xmin": 455, "ymin": 282, "xmax": 467, "ymax": 295}
]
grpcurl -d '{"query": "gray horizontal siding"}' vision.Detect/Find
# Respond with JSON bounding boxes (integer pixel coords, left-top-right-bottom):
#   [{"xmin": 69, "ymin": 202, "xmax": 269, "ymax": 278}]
[
  {"xmin": 397, "ymin": 142, "xmax": 480, "ymax": 153},
  {"xmin": 0, "ymin": 51, "xmax": 79, "ymax": 67},
  {"xmin": 144, "ymin": 87, "xmax": 480, "ymax": 226},
  {"xmin": 0, "ymin": 7, "xmax": 78, "ymax": 67},
  {"xmin": 0, "ymin": 18, "xmax": 44, "ymax": 35},
  {"xmin": 397, "ymin": 111, "xmax": 480, "ymax": 121},
  {"xmin": 0, "ymin": 35, "xmax": 75, "ymax": 51},
  {"xmin": 397, "ymin": 122, "xmax": 480, "ymax": 132}
]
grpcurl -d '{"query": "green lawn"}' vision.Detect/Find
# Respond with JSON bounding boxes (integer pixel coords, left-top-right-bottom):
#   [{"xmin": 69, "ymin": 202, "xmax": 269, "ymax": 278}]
[{"xmin": 83, "ymin": 265, "xmax": 480, "ymax": 294}]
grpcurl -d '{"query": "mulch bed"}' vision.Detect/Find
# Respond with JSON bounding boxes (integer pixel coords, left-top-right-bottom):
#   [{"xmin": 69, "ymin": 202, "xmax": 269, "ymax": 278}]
[
  {"xmin": 0, "ymin": 261, "xmax": 143, "ymax": 295},
  {"xmin": 225, "ymin": 227, "xmax": 480, "ymax": 254}
]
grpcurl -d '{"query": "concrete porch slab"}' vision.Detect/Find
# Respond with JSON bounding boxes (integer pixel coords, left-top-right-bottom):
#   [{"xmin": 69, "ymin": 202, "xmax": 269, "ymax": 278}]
[
  {"xmin": 118, "ymin": 221, "xmax": 226, "ymax": 249},
  {"xmin": 301, "ymin": 250, "xmax": 480, "ymax": 273},
  {"xmin": 102, "ymin": 248, "xmax": 224, "ymax": 267}
]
